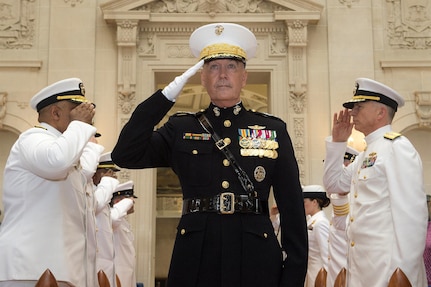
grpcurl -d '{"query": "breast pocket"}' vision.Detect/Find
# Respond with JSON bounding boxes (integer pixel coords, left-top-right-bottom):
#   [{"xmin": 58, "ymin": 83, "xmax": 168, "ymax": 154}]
[
  {"xmin": 173, "ymin": 140, "xmax": 214, "ymax": 185},
  {"xmin": 357, "ymin": 164, "xmax": 387, "ymax": 202}
]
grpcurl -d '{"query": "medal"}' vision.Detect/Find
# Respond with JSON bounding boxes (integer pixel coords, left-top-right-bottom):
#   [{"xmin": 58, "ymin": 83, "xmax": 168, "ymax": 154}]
[{"xmin": 254, "ymin": 166, "xmax": 266, "ymax": 182}]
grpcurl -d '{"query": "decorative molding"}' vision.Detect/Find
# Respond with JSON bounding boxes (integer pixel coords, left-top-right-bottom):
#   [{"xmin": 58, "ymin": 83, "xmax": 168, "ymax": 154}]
[
  {"xmin": 339, "ymin": 0, "xmax": 358, "ymax": 8},
  {"xmin": 117, "ymin": 20, "xmax": 139, "ymax": 46},
  {"xmin": 135, "ymin": 0, "xmax": 289, "ymax": 14},
  {"xmin": 118, "ymin": 87, "xmax": 136, "ymax": 114},
  {"xmin": 287, "ymin": 20, "xmax": 307, "ymax": 47},
  {"xmin": 289, "ymin": 76, "xmax": 306, "ymax": 113},
  {"xmin": 17, "ymin": 101, "xmax": 27, "ymax": 109},
  {"xmin": 415, "ymin": 91, "xmax": 431, "ymax": 127},
  {"xmin": 287, "ymin": 21, "xmax": 308, "ymax": 114},
  {"xmin": 116, "ymin": 20, "xmax": 138, "ymax": 116},
  {"xmin": 64, "ymin": 0, "xmax": 83, "ymax": 7},
  {"xmin": 381, "ymin": 60, "xmax": 431, "ymax": 68},
  {"xmin": 0, "ymin": 60, "xmax": 42, "ymax": 68},
  {"xmin": 269, "ymin": 32, "xmax": 287, "ymax": 55},
  {"xmin": 0, "ymin": 0, "xmax": 36, "ymax": 49},
  {"xmin": 387, "ymin": 0, "xmax": 431, "ymax": 49},
  {"xmin": 0, "ymin": 92, "xmax": 7, "ymax": 128},
  {"xmin": 284, "ymin": 19, "xmax": 309, "ymax": 183},
  {"xmin": 166, "ymin": 45, "xmax": 194, "ymax": 58},
  {"xmin": 137, "ymin": 31, "xmax": 155, "ymax": 56},
  {"xmin": 293, "ymin": 117, "xmax": 305, "ymax": 182}
]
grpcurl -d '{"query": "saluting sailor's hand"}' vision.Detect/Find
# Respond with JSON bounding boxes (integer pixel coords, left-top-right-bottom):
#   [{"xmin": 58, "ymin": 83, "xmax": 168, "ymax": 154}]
[
  {"xmin": 332, "ymin": 109, "xmax": 353, "ymax": 142},
  {"xmin": 162, "ymin": 60, "xmax": 204, "ymax": 101},
  {"xmin": 70, "ymin": 102, "xmax": 96, "ymax": 125}
]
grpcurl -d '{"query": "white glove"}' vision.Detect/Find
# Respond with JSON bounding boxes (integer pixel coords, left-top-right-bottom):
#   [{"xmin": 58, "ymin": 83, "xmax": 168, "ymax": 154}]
[
  {"xmin": 111, "ymin": 198, "xmax": 134, "ymax": 221},
  {"xmin": 94, "ymin": 176, "xmax": 119, "ymax": 214},
  {"xmin": 162, "ymin": 60, "xmax": 204, "ymax": 102}
]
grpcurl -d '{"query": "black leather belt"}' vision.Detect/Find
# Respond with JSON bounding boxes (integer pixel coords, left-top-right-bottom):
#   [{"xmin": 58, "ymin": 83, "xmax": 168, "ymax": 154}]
[{"xmin": 182, "ymin": 193, "xmax": 268, "ymax": 215}]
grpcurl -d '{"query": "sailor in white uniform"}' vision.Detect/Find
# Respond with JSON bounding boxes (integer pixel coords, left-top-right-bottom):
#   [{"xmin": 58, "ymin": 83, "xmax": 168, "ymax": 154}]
[
  {"xmin": 326, "ymin": 147, "xmax": 359, "ymax": 287},
  {"xmin": 93, "ymin": 152, "xmax": 120, "ymax": 287},
  {"xmin": 303, "ymin": 185, "xmax": 330, "ymax": 287},
  {"xmin": 0, "ymin": 78, "xmax": 97, "ymax": 287},
  {"xmin": 111, "ymin": 181, "xmax": 137, "ymax": 287},
  {"xmin": 323, "ymin": 77, "xmax": 428, "ymax": 287}
]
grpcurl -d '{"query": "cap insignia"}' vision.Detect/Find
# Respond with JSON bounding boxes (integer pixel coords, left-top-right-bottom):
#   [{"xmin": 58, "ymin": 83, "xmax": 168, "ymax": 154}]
[
  {"xmin": 79, "ymin": 82, "xmax": 85, "ymax": 96},
  {"xmin": 214, "ymin": 25, "xmax": 224, "ymax": 35}
]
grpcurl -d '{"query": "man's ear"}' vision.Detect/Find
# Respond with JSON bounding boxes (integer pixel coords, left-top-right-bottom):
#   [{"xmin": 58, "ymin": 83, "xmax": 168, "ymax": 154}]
[
  {"xmin": 51, "ymin": 105, "xmax": 61, "ymax": 120},
  {"xmin": 241, "ymin": 70, "xmax": 248, "ymax": 88},
  {"xmin": 377, "ymin": 106, "xmax": 387, "ymax": 119}
]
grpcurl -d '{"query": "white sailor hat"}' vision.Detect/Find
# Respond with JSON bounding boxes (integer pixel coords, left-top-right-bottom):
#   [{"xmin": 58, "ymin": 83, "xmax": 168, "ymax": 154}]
[
  {"xmin": 30, "ymin": 78, "xmax": 90, "ymax": 112},
  {"xmin": 344, "ymin": 146, "xmax": 359, "ymax": 162},
  {"xmin": 189, "ymin": 23, "xmax": 257, "ymax": 63},
  {"xmin": 97, "ymin": 152, "xmax": 120, "ymax": 172},
  {"xmin": 303, "ymin": 185, "xmax": 328, "ymax": 200},
  {"xmin": 343, "ymin": 78, "xmax": 405, "ymax": 111},
  {"xmin": 113, "ymin": 180, "xmax": 137, "ymax": 198}
]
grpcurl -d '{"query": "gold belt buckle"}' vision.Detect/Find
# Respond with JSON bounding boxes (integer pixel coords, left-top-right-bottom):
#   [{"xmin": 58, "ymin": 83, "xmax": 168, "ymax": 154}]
[{"xmin": 219, "ymin": 192, "xmax": 235, "ymax": 214}]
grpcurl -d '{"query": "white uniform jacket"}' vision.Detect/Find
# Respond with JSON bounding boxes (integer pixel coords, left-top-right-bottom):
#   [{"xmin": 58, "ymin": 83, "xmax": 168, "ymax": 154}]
[
  {"xmin": 305, "ymin": 210, "xmax": 329, "ymax": 287},
  {"xmin": 323, "ymin": 125, "xmax": 428, "ymax": 287},
  {"xmin": 111, "ymin": 199, "xmax": 136, "ymax": 287},
  {"xmin": 327, "ymin": 194, "xmax": 349, "ymax": 287},
  {"xmin": 94, "ymin": 177, "xmax": 119, "ymax": 287},
  {"xmin": 81, "ymin": 143, "xmax": 105, "ymax": 287},
  {"xmin": 0, "ymin": 121, "xmax": 96, "ymax": 286}
]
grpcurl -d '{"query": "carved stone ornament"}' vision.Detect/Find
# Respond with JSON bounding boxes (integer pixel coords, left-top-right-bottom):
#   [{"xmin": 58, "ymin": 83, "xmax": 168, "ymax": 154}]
[
  {"xmin": 64, "ymin": 0, "xmax": 83, "ymax": 7},
  {"xmin": 387, "ymin": 0, "xmax": 431, "ymax": 49},
  {"xmin": 339, "ymin": 0, "xmax": 359, "ymax": 8},
  {"xmin": 0, "ymin": 0, "xmax": 35, "ymax": 49},
  {"xmin": 415, "ymin": 91, "xmax": 431, "ymax": 127},
  {"xmin": 293, "ymin": 117, "xmax": 305, "ymax": 182},
  {"xmin": 289, "ymin": 81, "xmax": 306, "ymax": 114},
  {"xmin": 118, "ymin": 88, "xmax": 136, "ymax": 114},
  {"xmin": 135, "ymin": 0, "xmax": 288, "ymax": 14},
  {"xmin": 0, "ymin": 92, "xmax": 7, "ymax": 128}
]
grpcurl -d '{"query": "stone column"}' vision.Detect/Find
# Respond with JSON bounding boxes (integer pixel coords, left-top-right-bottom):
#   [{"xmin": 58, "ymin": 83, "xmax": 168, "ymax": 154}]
[
  {"xmin": 286, "ymin": 19, "xmax": 310, "ymax": 184},
  {"xmin": 115, "ymin": 19, "xmax": 156, "ymax": 287}
]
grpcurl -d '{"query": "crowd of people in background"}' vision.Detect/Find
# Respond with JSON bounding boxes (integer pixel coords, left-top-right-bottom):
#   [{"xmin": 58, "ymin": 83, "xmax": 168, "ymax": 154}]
[{"xmin": 0, "ymin": 21, "xmax": 430, "ymax": 287}]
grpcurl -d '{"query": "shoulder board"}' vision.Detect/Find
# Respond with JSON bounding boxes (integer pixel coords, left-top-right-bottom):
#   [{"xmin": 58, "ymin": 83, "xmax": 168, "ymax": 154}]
[
  {"xmin": 249, "ymin": 109, "xmax": 283, "ymax": 122},
  {"xmin": 34, "ymin": 125, "xmax": 47, "ymax": 130},
  {"xmin": 172, "ymin": 111, "xmax": 197, "ymax": 117},
  {"xmin": 384, "ymin": 131, "xmax": 402, "ymax": 140}
]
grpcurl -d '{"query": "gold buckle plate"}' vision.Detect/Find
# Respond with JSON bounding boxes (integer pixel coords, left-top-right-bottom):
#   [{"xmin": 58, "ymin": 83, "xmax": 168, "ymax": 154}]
[{"xmin": 219, "ymin": 192, "xmax": 235, "ymax": 214}]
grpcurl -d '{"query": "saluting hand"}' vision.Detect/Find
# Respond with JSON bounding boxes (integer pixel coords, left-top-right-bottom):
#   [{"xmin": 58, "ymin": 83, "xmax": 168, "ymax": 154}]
[
  {"xmin": 162, "ymin": 60, "xmax": 204, "ymax": 101},
  {"xmin": 70, "ymin": 102, "xmax": 96, "ymax": 125},
  {"xmin": 102, "ymin": 169, "xmax": 117, "ymax": 179},
  {"xmin": 332, "ymin": 109, "xmax": 353, "ymax": 142}
]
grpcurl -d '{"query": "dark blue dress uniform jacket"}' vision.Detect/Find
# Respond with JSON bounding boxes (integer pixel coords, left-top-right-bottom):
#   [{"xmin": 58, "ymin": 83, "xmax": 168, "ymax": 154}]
[{"xmin": 112, "ymin": 90, "xmax": 308, "ymax": 287}]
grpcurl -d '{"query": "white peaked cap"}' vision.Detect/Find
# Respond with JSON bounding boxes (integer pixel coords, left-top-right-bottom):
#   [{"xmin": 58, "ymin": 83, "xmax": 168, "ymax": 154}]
[{"xmin": 189, "ymin": 23, "xmax": 257, "ymax": 62}]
